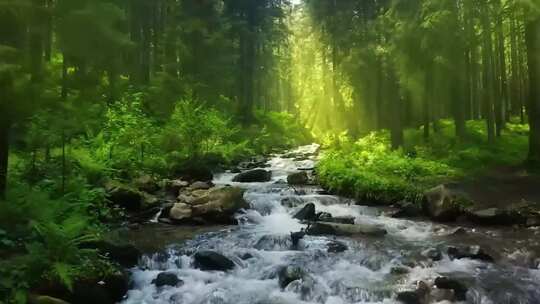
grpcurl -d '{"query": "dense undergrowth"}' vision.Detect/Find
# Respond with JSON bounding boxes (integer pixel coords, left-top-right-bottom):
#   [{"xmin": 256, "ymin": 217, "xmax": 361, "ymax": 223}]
[
  {"xmin": 317, "ymin": 119, "xmax": 529, "ymax": 205},
  {"xmin": 0, "ymin": 93, "xmax": 311, "ymax": 303}
]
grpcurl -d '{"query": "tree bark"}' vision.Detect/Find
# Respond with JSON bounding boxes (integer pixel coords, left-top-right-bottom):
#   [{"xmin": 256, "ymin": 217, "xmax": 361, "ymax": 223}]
[
  {"xmin": 423, "ymin": 67, "xmax": 432, "ymax": 141},
  {"xmin": 525, "ymin": 15, "xmax": 540, "ymax": 163},
  {"xmin": 495, "ymin": 1, "xmax": 508, "ymax": 134},
  {"xmin": 0, "ymin": 115, "xmax": 9, "ymax": 200},
  {"xmin": 481, "ymin": 4, "xmax": 496, "ymax": 144},
  {"xmin": 389, "ymin": 66, "xmax": 403, "ymax": 150}
]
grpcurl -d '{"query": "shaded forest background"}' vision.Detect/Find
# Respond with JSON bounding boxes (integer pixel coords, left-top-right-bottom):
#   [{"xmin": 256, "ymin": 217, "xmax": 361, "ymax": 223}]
[
  {"xmin": 1, "ymin": 0, "xmax": 540, "ymax": 199},
  {"xmin": 0, "ymin": 0, "xmax": 540, "ymax": 302}
]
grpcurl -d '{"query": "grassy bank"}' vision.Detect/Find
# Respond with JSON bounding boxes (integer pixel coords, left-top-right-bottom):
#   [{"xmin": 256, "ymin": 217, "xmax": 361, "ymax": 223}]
[{"xmin": 317, "ymin": 119, "xmax": 529, "ymax": 205}]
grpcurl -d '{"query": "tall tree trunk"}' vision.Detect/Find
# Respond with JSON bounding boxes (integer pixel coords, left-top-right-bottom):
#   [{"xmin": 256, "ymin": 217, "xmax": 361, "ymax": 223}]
[
  {"xmin": 375, "ymin": 58, "xmax": 384, "ymax": 130},
  {"xmin": 481, "ymin": 4, "xmax": 496, "ymax": 144},
  {"xmin": 525, "ymin": 15, "xmax": 540, "ymax": 164},
  {"xmin": 518, "ymin": 14, "xmax": 527, "ymax": 123},
  {"xmin": 239, "ymin": 2, "xmax": 257, "ymax": 124},
  {"xmin": 495, "ymin": 1, "xmax": 508, "ymax": 134},
  {"xmin": 510, "ymin": 11, "xmax": 521, "ymax": 119},
  {"xmin": 44, "ymin": 0, "xmax": 53, "ymax": 62},
  {"xmin": 0, "ymin": 113, "xmax": 9, "ymax": 200},
  {"xmin": 423, "ymin": 67, "xmax": 432, "ymax": 141},
  {"xmin": 389, "ymin": 66, "xmax": 403, "ymax": 149}
]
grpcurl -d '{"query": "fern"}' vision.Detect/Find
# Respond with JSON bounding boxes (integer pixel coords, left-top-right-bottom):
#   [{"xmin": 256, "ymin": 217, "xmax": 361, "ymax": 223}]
[{"xmin": 51, "ymin": 262, "xmax": 75, "ymax": 291}]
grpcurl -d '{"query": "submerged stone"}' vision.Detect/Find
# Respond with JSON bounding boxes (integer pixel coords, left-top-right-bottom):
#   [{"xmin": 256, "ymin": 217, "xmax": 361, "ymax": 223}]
[
  {"xmin": 232, "ymin": 169, "xmax": 272, "ymax": 182},
  {"xmin": 193, "ymin": 251, "xmax": 235, "ymax": 271},
  {"xmin": 152, "ymin": 272, "xmax": 182, "ymax": 287}
]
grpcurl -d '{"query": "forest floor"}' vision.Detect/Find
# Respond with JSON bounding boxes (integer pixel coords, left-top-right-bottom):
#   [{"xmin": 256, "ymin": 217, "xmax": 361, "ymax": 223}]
[{"xmin": 454, "ymin": 164, "xmax": 540, "ymax": 210}]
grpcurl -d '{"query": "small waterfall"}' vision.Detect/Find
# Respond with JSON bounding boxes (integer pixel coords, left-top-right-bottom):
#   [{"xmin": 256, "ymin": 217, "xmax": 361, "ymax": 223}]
[{"xmin": 149, "ymin": 207, "xmax": 163, "ymax": 223}]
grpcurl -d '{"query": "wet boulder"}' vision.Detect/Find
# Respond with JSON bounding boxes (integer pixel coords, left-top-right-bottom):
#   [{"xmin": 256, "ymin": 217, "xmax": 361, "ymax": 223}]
[
  {"xmin": 29, "ymin": 296, "xmax": 70, "ymax": 304},
  {"xmin": 189, "ymin": 181, "xmax": 212, "ymax": 191},
  {"xmin": 291, "ymin": 230, "xmax": 306, "ymax": 249},
  {"xmin": 193, "ymin": 251, "xmax": 235, "ymax": 271},
  {"xmin": 467, "ymin": 207, "xmax": 524, "ymax": 225},
  {"xmin": 281, "ymin": 197, "xmax": 304, "ymax": 208},
  {"xmin": 277, "ymin": 265, "xmax": 306, "ymax": 289},
  {"xmin": 306, "ymin": 222, "xmax": 387, "ymax": 237},
  {"xmin": 396, "ymin": 281, "xmax": 430, "ymax": 304},
  {"xmin": 396, "ymin": 291, "xmax": 422, "ymax": 304},
  {"xmin": 232, "ymin": 169, "xmax": 272, "ymax": 183},
  {"xmin": 327, "ymin": 240, "xmax": 348, "ymax": 253},
  {"xmin": 105, "ymin": 181, "xmax": 143, "ymax": 211},
  {"xmin": 447, "ymin": 245, "xmax": 494, "ymax": 262},
  {"xmin": 391, "ymin": 201, "xmax": 423, "ymax": 218},
  {"xmin": 255, "ymin": 235, "xmax": 292, "ymax": 251},
  {"xmin": 81, "ymin": 241, "xmax": 141, "ymax": 268},
  {"xmin": 434, "ymin": 277, "xmax": 468, "ymax": 301},
  {"xmin": 152, "ymin": 272, "xmax": 182, "ymax": 287},
  {"xmin": 293, "ymin": 203, "xmax": 317, "ymax": 221},
  {"xmin": 423, "ymin": 184, "xmax": 467, "ymax": 222},
  {"xmin": 190, "ymin": 187, "xmax": 249, "ymax": 224},
  {"xmin": 317, "ymin": 215, "xmax": 355, "ymax": 225},
  {"xmin": 133, "ymin": 175, "xmax": 159, "ymax": 193},
  {"xmin": 421, "ymin": 248, "xmax": 442, "ymax": 261},
  {"xmin": 169, "ymin": 203, "xmax": 192, "ymax": 222},
  {"xmin": 164, "ymin": 179, "xmax": 189, "ymax": 195},
  {"xmin": 287, "ymin": 172, "xmax": 309, "ymax": 185},
  {"xmin": 36, "ymin": 270, "xmax": 130, "ymax": 304}
]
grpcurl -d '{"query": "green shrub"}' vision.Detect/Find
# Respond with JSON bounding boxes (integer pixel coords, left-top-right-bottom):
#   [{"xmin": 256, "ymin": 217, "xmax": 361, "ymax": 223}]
[
  {"xmin": 0, "ymin": 185, "xmax": 114, "ymax": 303},
  {"xmin": 318, "ymin": 119, "xmax": 529, "ymax": 205}
]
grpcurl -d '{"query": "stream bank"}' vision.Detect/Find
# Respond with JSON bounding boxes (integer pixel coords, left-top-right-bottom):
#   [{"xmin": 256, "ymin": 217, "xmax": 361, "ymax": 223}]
[{"xmin": 116, "ymin": 144, "xmax": 540, "ymax": 304}]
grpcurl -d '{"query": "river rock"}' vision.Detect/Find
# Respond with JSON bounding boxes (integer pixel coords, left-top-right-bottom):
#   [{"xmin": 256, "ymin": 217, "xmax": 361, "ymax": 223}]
[
  {"xmin": 467, "ymin": 207, "xmax": 524, "ymax": 225},
  {"xmin": 293, "ymin": 203, "xmax": 317, "ymax": 221},
  {"xmin": 193, "ymin": 251, "xmax": 235, "ymax": 271},
  {"xmin": 317, "ymin": 215, "xmax": 355, "ymax": 225},
  {"xmin": 189, "ymin": 181, "xmax": 212, "ymax": 190},
  {"xmin": 105, "ymin": 181, "xmax": 143, "ymax": 211},
  {"xmin": 434, "ymin": 277, "xmax": 468, "ymax": 301},
  {"xmin": 190, "ymin": 187, "xmax": 249, "ymax": 223},
  {"xmin": 447, "ymin": 245, "xmax": 494, "ymax": 262},
  {"xmin": 152, "ymin": 272, "xmax": 182, "ymax": 287},
  {"xmin": 81, "ymin": 241, "xmax": 141, "ymax": 268},
  {"xmin": 421, "ymin": 248, "xmax": 442, "ymax": 261},
  {"xmin": 36, "ymin": 270, "xmax": 130, "ymax": 304},
  {"xmin": 287, "ymin": 172, "xmax": 309, "ymax": 185},
  {"xmin": 306, "ymin": 222, "xmax": 387, "ymax": 237},
  {"xmin": 277, "ymin": 266, "xmax": 305, "ymax": 289},
  {"xmin": 169, "ymin": 203, "xmax": 192, "ymax": 222},
  {"xmin": 392, "ymin": 201, "xmax": 423, "ymax": 218},
  {"xmin": 29, "ymin": 296, "xmax": 71, "ymax": 304},
  {"xmin": 281, "ymin": 197, "xmax": 304, "ymax": 208},
  {"xmin": 133, "ymin": 175, "xmax": 159, "ymax": 193},
  {"xmin": 232, "ymin": 169, "xmax": 272, "ymax": 182},
  {"xmin": 164, "ymin": 179, "xmax": 189, "ymax": 195},
  {"xmin": 327, "ymin": 240, "xmax": 348, "ymax": 253},
  {"xmin": 255, "ymin": 235, "xmax": 292, "ymax": 251},
  {"xmin": 396, "ymin": 281, "xmax": 430, "ymax": 304},
  {"xmin": 291, "ymin": 230, "xmax": 306, "ymax": 249},
  {"xmin": 423, "ymin": 184, "xmax": 467, "ymax": 221}
]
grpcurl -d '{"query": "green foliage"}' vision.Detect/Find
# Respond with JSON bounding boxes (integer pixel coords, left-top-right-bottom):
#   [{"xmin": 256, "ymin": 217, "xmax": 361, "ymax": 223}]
[
  {"xmin": 0, "ymin": 185, "xmax": 113, "ymax": 303},
  {"xmin": 318, "ymin": 119, "xmax": 529, "ymax": 205},
  {"xmin": 162, "ymin": 96, "xmax": 237, "ymax": 160}
]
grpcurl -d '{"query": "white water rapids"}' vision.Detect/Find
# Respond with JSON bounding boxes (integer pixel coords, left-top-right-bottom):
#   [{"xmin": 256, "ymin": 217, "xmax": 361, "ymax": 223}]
[{"xmin": 122, "ymin": 144, "xmax": 540, "ymax": 304}]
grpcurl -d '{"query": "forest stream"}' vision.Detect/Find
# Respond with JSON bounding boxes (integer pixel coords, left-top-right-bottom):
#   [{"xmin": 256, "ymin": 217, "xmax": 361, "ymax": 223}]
[{"xmin": 120, "ymin": 145, "xmax": 540, "ymax": 304}]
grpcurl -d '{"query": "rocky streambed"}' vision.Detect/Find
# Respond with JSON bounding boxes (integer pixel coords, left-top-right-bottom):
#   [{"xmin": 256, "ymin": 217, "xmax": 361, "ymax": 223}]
[{"xmin": 118, "ymin": 144, "xmax": 540, "ymax": 304}]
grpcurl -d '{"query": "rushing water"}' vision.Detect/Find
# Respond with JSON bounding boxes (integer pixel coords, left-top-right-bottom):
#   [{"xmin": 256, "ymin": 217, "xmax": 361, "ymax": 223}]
[{"xmin": 122, "ymin": 144, "xmax": 540, "ymax": 304}]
